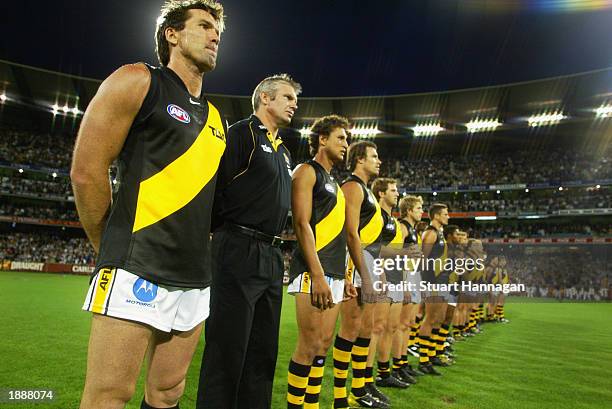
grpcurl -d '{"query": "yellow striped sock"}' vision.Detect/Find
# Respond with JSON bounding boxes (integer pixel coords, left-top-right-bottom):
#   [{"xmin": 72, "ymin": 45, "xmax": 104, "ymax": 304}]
[{"xmin": 288, "ymin": 359, "xmax": 311, "ymax": 408}]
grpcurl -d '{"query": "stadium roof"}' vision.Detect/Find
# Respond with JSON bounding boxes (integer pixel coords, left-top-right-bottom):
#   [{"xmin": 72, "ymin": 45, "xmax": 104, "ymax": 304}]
[{"xmin": 0, "ymin": 59, "xmax": 610, "ymax": 139}]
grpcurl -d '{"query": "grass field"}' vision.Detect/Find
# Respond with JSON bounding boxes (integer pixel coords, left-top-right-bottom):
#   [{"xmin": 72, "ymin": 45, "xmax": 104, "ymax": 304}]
[{"xmin": 1, "ymin": 271, "xmax": 611, "ymax": 409}]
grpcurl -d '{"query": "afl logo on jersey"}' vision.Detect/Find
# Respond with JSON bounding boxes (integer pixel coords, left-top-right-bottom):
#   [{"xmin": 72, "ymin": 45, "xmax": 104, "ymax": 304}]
[
  {"xmin": 324, "ymin": 183, "xmax": 335, "ymax": 194},
  {"xmin": 167, "ymin": 104, "xmax": 191, "ymax": 124}
]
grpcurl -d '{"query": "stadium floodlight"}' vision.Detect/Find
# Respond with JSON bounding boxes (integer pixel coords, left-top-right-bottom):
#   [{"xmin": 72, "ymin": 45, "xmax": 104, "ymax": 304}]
[
  {"xmin": 465, "ymin": 118, "xmax": 502, "ymax": 133},
  {"xmin": 62, "ymin": 104, "xmax": 70, "ymax": 113},
  {"xmin": 299, "ymin": 127, "xmax": 310, "ymax": 138},
  {"xmin": 0, "ymin": 93, "xmax": 6, "ymax": 102},
  {"xmin": 496, "ymin": 190, "xmax": 501, "ymax": 194},
  {"xmin": 558, "ymin": 186, "xmax": 563, "ymax": 191},
  {"xmin": 350, "ymin": 124, "xmax": 382, "ymax": 138},
  {"xmin": 475, "ymin": 216, "xmax": 497, "ymax": 221},
  {"xmin": 596, "ymin": 184, "xmax": 601, "ymax": 189},
  {"xmin": 412, "ymin": 122, "xmax": 444, "ymax": 137},
  {"xmin": 18, "ymin": 168, "xmax": 24, "ymax": 173},
  {"xmin": 71, "ymin": 106, "xmax": 80, "ymax": 115},
  {"xmin": 527, "ymin": 110, "xmax": 566, "ymax": 127},
  {"xmin": 525, "ymin": 188, "xmax": 529, "ymax": 193},
  {"xmin": 595, "ymin": 103, "xmax": 612, "ymax": 118},
  {"xmin": 52, "ymin": 172, "xmax": 57, "ymax": 178},
  {"xmin": 432, "ymin": 192, "xmax": 438, "ymax": 196}
]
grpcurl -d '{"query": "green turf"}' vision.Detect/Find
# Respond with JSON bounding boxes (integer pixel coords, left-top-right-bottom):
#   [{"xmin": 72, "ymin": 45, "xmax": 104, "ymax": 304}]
[{"xmin": 1, "ymin": 271, "xmax": 611, "ymax": 409}]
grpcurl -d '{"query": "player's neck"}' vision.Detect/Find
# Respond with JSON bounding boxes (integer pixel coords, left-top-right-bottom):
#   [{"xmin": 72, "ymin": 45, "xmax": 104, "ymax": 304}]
[
  {"xmin": 314, "ymin": 152, "xmax": 333, "ymax": 173},
  {"xmin": 253, "ymin": 111, "xmax": 280, "ymax": 137},
  {"xmin": 431, "ymin": 220, "xmax": 443, "ymax": 231},
  {"xmin": 379, "ymin": 201, "xmax": 392, "ymax": 214},
  {"xmin": 352, "ymin": 168, "xmax": 370, "ymax": 184},
  {"xmin": 405, "ymin": 216, "xmax": 416, "ymax": 228},
  {"xmin": 166, "ymin": 60, "xmax": 203, "ymax": 98}
]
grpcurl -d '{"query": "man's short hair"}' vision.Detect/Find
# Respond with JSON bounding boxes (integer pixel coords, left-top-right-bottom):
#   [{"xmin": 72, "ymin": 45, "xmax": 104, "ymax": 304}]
[
  {"xmin": 346, "ymin": 141, "xmax": 377, "ymax": 171},
  {"xmin": 308, "ymin": 115, "xmax": 350, "ymax": 156},
  {"xmin": 155, "ymin": 0, "xmax": 225, "ymax": 67},
  {"xmin": 251, "ymin": 74, "xmax": 302, "ymax": 111},
  {"xmin": 399, "ymin": 195, "xmax": 423, "ymax": 218},
  {"xmin": 428, "ymin": 203, "xmax": 448, "ymax": 219},
  {"xmin": 444, "ymin": 224, "xmax": 460, "ymax": 240},
  {"xmin": 371, "ymin": 178, "xmax": 396, "ymax": 200}
]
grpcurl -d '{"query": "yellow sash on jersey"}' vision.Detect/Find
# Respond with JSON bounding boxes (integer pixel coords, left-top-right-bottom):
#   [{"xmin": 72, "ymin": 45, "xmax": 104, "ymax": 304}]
[
  {"xmin": 132, "ymin": 102, "xmax": 226, "ymax": 232},
  {"xmin": 315, "ymin": 185, "xmax": 345, "ymax": 251},
  {"xmin": 359, "ymin": 190, "xmax": 383, "ymax": 245}
]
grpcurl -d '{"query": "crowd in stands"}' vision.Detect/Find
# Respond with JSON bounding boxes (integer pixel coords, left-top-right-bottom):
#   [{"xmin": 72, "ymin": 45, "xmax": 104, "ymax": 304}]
[
  {"xmin": 470, "ymin": 223, "xmax": 612, "ymax": 238},
  {"xmin": 0, "ymin": 203, "xmax": 78, "ymax": 221},
  {"xmin": 382, "ymin": 150, "xmax": 612, "ymax": 190},
  {"xmin": 0, "ymin": 233, "xmax": 94, "ymax": 265},
  {"xmin": 0, "ymin": 128, "xmax": 72, "ymax": 170},
  {"xmin": 2, "ymin": 127, "xmax": 611, "ymax": 187},
  {"xmin": 505, "ymin": 247, "xmax": 609, "ymax": 300},
  {"xmin": 446, "ymin": 190, "xmax": 612, "ymax": 213},
  {"xmin": 1, "ymin": 175, "xmax": 73, "ymax": 199}
]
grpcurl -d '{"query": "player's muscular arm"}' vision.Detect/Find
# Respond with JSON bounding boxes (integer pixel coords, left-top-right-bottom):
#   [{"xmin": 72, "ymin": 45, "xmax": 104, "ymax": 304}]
[
  {"xmin": 71, "ymin": 64, "xmax": 150, "ymax": 253},
  {"xmin": 292, "ymin": 164, "xmax": 333, "ymax": 309},
  {"xmin": 342, "ymin": 182, "xmax": 371, "ymax": 287}
]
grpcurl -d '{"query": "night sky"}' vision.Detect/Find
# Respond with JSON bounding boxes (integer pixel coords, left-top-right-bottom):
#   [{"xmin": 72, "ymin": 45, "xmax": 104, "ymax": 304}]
[{"xmin": 1, "ymin": 0, "xmax": 611, "ymax": 96}]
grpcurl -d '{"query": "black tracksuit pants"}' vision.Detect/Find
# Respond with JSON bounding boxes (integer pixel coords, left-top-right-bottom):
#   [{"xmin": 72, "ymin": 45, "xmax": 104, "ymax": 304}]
[{"xmin": 196, "ymin": 228, "xmax": 284, "ymax": 409}]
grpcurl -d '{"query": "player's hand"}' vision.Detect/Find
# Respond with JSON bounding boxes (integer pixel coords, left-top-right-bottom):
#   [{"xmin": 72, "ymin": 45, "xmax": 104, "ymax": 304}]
[
  {"xmin": 311, "ymin": 274, "xmax": 334, "ymax": 310},
  {"xmin": 343, "ymin": 281, "xmax": 358, "ymax": 301}
]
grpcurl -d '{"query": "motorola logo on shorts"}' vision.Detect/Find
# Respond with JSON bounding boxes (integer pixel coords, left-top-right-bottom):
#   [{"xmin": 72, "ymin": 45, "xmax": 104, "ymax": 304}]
[{"xmin": 132, "ymin": 278, "xmax": 158, "ymax": 302}]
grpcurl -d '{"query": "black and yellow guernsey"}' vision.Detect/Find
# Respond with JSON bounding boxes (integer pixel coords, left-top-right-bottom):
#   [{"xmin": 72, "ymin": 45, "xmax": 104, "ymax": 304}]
[
  {"xmin": 399, "ymin": 219, "xmax": 419, "ymax": 246},
  {"xmin": 380, "ymin": 209, "xmax": 403, "ymax": 283},
  {"xmin": 421, "ymin": 225, "xmax": 447, "ymax": 282},
  {"xmin": 95, "ymin": 65, "xmax": 226, "ymax": 288},
  {"xmin": 341, "ymin": 174, "xmax": 384, "ymax": 255},
  {"xmin": 289, "ymin": 160, "xmax": 347, "ymax": 281}
]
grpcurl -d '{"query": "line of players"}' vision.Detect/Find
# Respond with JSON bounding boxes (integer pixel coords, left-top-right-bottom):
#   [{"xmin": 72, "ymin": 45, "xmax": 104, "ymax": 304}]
[{"xmin": 285, "ymin": 114, "xmax": 510, "ymax": 409}]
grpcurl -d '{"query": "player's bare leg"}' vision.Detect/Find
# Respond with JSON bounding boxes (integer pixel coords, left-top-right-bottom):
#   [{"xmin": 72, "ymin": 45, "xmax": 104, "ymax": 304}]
[
  {"xmin": 145, "ymin": 323, "xmax": 204, "ymax": 407},
  {"xmin": 80, "ymin": 315, "xmax": 152, "ymax": 409}
]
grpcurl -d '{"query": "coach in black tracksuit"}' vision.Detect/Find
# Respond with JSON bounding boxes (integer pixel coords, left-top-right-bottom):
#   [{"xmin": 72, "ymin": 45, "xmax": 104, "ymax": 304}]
[{"xmin": 196, "ymin": 74, "xmax": 301, "ymax": 409}]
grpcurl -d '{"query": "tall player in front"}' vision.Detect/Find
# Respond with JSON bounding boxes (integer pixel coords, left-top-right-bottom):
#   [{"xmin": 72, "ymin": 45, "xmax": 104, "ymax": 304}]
[{"xmin": 71, "ymin": 2, "xmax": 225, "ymax": 408}]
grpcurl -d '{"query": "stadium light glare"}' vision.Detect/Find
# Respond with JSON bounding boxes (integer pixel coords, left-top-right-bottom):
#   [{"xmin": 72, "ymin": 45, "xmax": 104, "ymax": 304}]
[
  {"xmin": 350, "ymin": 124, "xmax": 381, "ymax": 138},
  {"xmin": 432, "ymin": 192, "xmax": 438, "ymax": 196},
  {"xmin": 475, "ymin": 216, "xmax": 497, "ymax": 221},
  {"xmin": 595, "ymin": 103, "xmax": 612, "ymax": 118},
  {"xmin": 527, "ymin": 110, "xmax": 566, "ymax": 127},
  {"xmin": 52, "ymin": 172, "xmax": 57, "ymax": 178},
  {"xmin": 596, "ymin": 184, "xmax": 601, "ymax": 189},
  {"xmin": 0, "ymin": 93, "xmax": 6, "ymax": 102},
  {"xmin": 465, "ymin": 118, "xmax": 502, "ymax": 133},
  {"xmin": 71, "ymin": 106, "xmax": 80, "ymax": 115},
  {"xmin": 299, "ymin": 127, "xmax": 310, "ymax": 138},
  {"xmin": 558, "ymin": 186, "xmax": 563, "ymax": 191},
  {"xmin": 412, "ymin": 122, "xmax": 444, "ymax": 137},
  {"xmin": 112, "ymin": 179, "xmax": 118, "ymax": 185},
  {"xmin": 62, "ymin": 104, "xmax": 69, "ymax": 113},
  {"xmin": 496, "ymin": 190, "xmax": 501, "ymax": 194},
  {"xmin": 525, "ymin": 188, "xmax": 529, "ymax": 193},
  {"xmin": 18, "ymin": 168, "xmax": 24, "ymax": 173}
]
